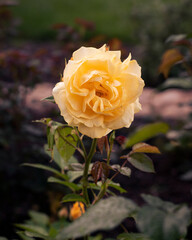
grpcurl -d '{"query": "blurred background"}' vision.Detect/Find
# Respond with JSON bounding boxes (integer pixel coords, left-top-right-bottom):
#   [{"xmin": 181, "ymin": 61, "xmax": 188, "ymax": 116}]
[{"xmin": 0, "ymin": 0, "xmax": 192, "ymax": 238}]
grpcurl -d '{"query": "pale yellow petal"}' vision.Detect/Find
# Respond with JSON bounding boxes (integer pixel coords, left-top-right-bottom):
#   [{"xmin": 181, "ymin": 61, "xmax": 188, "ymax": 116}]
[
  {"xmin": 122, "ymin": 53, "xmax": 131, "ymax": 66},
  {"xmin": 134, "ymin": 98, "xmax": 142, "ymax": 113},
  {"xmin": 78, "ymin": 123, "xmax": 111, "ymax": 138},
  {"xmin": 125, "ymin": 60, "xmax": 141, "ymax": 77},
  {"xmin": 120, "ymin": 73, "xmax": 144, "ymax": 104},
  {"xmin": 73, "ymin": 45, "xmax": 106, "ymax": 61},
  {"xmin": 106, "ymin": 104, "xmax": 135, "ymax": 129}
]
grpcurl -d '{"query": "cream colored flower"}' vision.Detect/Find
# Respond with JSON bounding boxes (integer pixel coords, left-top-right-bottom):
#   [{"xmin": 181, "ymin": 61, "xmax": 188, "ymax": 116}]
[{"xmin": 53, "ymin": 45, "xmax": 144, "ymax": 138}]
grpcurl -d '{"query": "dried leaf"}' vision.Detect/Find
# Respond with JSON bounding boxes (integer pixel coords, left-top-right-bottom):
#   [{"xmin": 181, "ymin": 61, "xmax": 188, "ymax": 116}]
[
  {"xmin": 159, "ymin": 49, "xmax": 184, "ymax": 78},
  {"xmin": 91, "ymin": 162, "xmax": 110, "ymax": 184},
  {"xmin": 97, "ymin": 137, "xmax": 105, "ymax": 154},
  {"xmin": 132, "ymin": 143, "xmax": 160, "ymax": 154},
  {"xmin": 101, "ymin": 162, "xmax": 109, "ymax": 183},
  {"xmin": 91, "ymin": 162, "xmax": 102, "ymax": 185}
]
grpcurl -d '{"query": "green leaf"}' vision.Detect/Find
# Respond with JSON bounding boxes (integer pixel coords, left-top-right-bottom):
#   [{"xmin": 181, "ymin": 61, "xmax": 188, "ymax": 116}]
[
  {"xmin": 158, "ymin": 77, "xmax": 192, "ymax": 91},
  {"xmin": 69, "ymin": 163, "xmax": 84, "ymax": 171},
  {"xmin": 136, "ymin": 195, "xmax": 191, "ymax": 240},
  {"xmin": 117, "ymin": 233, "xmax": 151, "ymax": 240},
  {"xmin": 87, "ymin": 182, "xmax": 119, "ymax": 195},
  {"xmin": 88, "ymin": 234, "xmax": 103, "ymax": 240},
  {"xmin": 44, "ymin": 145, "xmax": 78, "ymax": 171},
  {"xmin": 23, "ymin": 163, "xmax": 68, "ymax": 181},
  {"xmin": 28, "ymin": 211, "xmax": 49, "ymax": 226},
  {"xmin": 180, "ymin": 170, "xmax": 192, "ymax": 181},
  {"xmin": 15, "ymin": 224, "xmax": 48, "ymax": 238},
  {"xmin": 112, "ymin": 165, "xmax": 131, "ymax": 177},
  {"xmin": 108, "ymin": 182, "xmax": 127, "ymax": 193},
  {"xmin": 0, "ymin": 237, "xmax": 9, "ymax": 240},
  {"xmin": 48, "ymin": 177, "xmax": 81, "ymax": 191},
  {"xmin": 54, "ymin": 127, "xmax": 78, "ymax": 164},
  {"xmin": 34, "ymin": 118, "xmax": 52, "ymax": 125},
  {"xmin": 56, "ymin": 196, "xmax": 137, "ymax": 239},
  {"xmin": 141, "ymin": 194, "xmax": 175, "ymax": 211},
  {"xmin": 88, "ymin": 183, "xmax": 101, "ymax": 191},
  {"xmin": 17, "ymin": 231, "xmax": 35, "ymax": 240},
  {"xmin": 47, "ymin": 127, "xmax": 55, "ymax": 151},
  {"xmin": 124, "ymin": 122, "xmax": 169, "ymax": 148},
  {"xmin": 49, "ymin": 219, "xmax": 70, "ymax": 238},
  {"xmin": 132, "ymin": 143, "xmax": 160, "ymax": 154},
  {"xmin": 166, "ymin": 34, "xmax": 186, "ymax": 43},
  {"xmin": 67, "ymin": 170, "xmax": 83, "ymax": 182},
  {"xmin": 128, "ymin": 153, "xmax": 155, "ymax": 173},
  {"xmin": 41, "ymin": 95, "xmax": 55, "ymax": 103},
  {"xmin": 109, "ymin": 131, "xmax": 115, "ymax": 145},
  {"xmin": 62, "ymin": 193, "xmax": 86, "ymax": 204}
]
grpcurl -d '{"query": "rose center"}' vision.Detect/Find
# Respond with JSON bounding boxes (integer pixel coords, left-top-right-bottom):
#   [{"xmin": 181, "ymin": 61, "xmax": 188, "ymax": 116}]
[
  {"xmin": 95, "ymin": 83, "xmax": 108, "ymax": 98},
  {"xmin": 96, "ymin": 90, "xmax": 106, "ymax": 97}
]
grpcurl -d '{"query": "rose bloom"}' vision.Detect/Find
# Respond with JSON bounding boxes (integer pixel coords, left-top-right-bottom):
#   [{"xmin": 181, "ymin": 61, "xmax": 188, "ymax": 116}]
[
  {"xmin": 70, "ymin": 202, "xmax": 85, "ymax": 220},
  {"xmin": 53, "ymin": 45, "xmax": 144, "ymax": 138}
]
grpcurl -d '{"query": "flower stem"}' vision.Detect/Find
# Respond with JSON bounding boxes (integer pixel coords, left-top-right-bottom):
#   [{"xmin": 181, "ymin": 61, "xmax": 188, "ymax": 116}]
[
  {"xmin": 74, "ymin": 127, "xmax": 87, "ymax": 159},
  {"xmin": 82, "ymin": 138, "xmax": 97, "ymax": 206},
  {"xmin": 93, "ymin": 181, "xmax": 107, "ymax": 204}
]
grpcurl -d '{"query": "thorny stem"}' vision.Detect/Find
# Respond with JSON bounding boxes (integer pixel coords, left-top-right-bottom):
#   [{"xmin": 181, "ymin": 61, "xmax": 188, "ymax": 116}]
[
  {"xmin": 82, "ymin": 138, "xmax": 97, "ymax": 206},
  {"xmin": 93, "ymin": 181, "xmax": 107, "ymax": 204},
  {"xmin": 107, "ymin": 136, "xmax": 114, "ymax": 165},
  {"xmin": 93, "ymin": 137, "xmax": 115, "ymax": 204},
  {"xmin": 74, "ymin": 127, "xmax": 87, "ymax": 159},
  {"xmin": 110, "ymin": 158, "xmax": 128, "ymax": 182},
  {"xmin": 84, "ymin": 236, "xmax": 88, "ymax": 240},
  {"xmin": 94, "ymin": 156, "xmax": 129, "ymax": 204},
  {"xmin": 94, "ymin": 159, "xmax": 128, "ymax": 204},
  {"xmin": 120, "ymin": 223, "xmax": 128, "ymax": 233}
]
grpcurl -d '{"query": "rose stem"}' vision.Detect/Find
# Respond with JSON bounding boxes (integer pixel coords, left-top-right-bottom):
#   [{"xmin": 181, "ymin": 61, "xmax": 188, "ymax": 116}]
[
  {"xmin": 82, "ymin": 138, "xmax": 97, "ymax": 206},
  {"xmin": 93, "ymin": 138, "xmax": 114, "ymax": 204},
  {"xmin": 74, "ymin": 127, "xmax": 87, "ymax": 159}
]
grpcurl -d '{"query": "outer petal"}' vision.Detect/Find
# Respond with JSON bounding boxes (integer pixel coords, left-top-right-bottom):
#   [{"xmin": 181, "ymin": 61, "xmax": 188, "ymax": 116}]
[
  {"xmin": 125, "ymin": 60, "xmax": 141, "ymax": 77},
  {"xmin": 52, "ymin": 82, "xmax": 74, "ymax": 124},
  {"xmin": 78, "ymin": 123, "xmax": 111, "ymax": 139},
  {"xmin": 52, "ymin": 81, "xmax": 66, "ymax": 110},
  {"xmin": 106, "ymin": 104, "xmax": 135, "ymax": 129},
  {"xmin": 63, "ymin": 60, "xmax": 83, "ymax": 85},
  {"xmin": 120, "ymin": 73, "xmax": 144, "ymax": 105},
  {"xmin": 72, "ymin": 44, "xmax": 106, "ymax": 61},
  {"xmin": 133, "ymin": 98, "xmax": 142, "ymax": 113}
]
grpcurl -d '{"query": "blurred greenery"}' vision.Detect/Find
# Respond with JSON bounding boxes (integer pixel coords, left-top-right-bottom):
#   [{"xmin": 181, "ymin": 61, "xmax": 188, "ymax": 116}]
[
  {"xmin": 12, "ymin": 0, "xmax": 192, "ymax": 41},
  {"xmin": 11, "ymin": 0, "xmax": 192, "ymax": 84}
]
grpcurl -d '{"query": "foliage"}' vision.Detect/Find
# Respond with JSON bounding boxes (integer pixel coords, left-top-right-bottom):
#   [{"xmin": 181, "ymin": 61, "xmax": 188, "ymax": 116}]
[
  {"xmin": 131, "ymin": 0, "xmax": 192, "ymax": 85},
  {"xmin": 123, "ymin": 122, "xmax": 169, "ymax": 148},
  {"xmin": 13, "ymin": 114, "xmax": 192, "ymax": 240},
  {"xmin": 158, "ymin": 34, "xmax": 192, "ymax": 90},
  {"xmin": 0, "ymin": 1, "xmax": 19, "ymax": 40},
  {"xmin": 136, "ymin": 194, "xmax": 191, "ymax": 240},
  {"xmin": 16, "ymin": 193, "xmax": 191, "ymax": 240},
  {"xmin": 12, "ymin": 0, "xmax": 192, "ymax": 42}
]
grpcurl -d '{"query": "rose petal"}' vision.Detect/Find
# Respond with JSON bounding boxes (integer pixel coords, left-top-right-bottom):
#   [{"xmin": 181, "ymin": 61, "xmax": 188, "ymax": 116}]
[{"xmin": 78, "ymin": 123, "xmax": 111, "ymax": 139}]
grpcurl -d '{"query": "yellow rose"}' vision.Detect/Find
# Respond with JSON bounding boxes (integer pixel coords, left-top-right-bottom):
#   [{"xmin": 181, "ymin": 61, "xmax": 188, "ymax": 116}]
[{"xmin": 53, "ymin": 45, "xmax": 144, "ymax": 138}]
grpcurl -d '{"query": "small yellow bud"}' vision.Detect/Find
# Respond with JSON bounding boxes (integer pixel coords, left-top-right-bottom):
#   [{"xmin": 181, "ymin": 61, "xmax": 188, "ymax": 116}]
[{"xmin": 70, "ymin": 202, "xmax": 85, "ymax": 220}]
